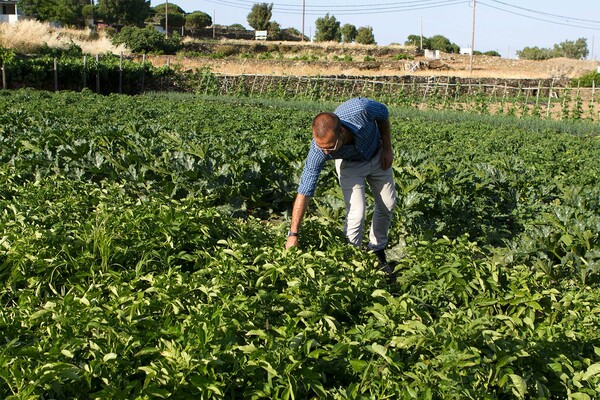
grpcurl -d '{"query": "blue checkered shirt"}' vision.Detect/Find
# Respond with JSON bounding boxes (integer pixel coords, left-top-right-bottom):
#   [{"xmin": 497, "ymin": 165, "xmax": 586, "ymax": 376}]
[{"xmin": 297, "ymin": 97, "xmax": 389, "ymax": 196}]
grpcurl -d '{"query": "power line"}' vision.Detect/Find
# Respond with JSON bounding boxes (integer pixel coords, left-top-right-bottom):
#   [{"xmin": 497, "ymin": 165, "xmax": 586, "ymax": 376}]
[
  {"xmin": 488, "ymin": 0, "xmax": 600, "ymax": 25},
  {"xmin": 204, "ymin": 0, "xmax": 467, "ymax": 16},
  {"xmin": 207, "ymin": 0, "xmax": 460, "ymax": 8},
  {"xmin": 478, "ymin": 1, "xmax": 600, "ymax": 31}
]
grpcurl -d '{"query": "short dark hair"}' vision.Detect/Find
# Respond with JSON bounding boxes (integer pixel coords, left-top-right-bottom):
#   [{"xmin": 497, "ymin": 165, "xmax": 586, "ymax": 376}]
[{"xmin": 312, "ymin": 112, "xmax": 340, "ymax": 139}]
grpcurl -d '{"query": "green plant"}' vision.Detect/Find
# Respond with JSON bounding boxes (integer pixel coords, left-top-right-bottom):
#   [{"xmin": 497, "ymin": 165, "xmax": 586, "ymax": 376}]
[
  {"xmin": 572, "ymin": 71, "xmax": 600, "ymax": 87},
  {"xmin": 393, "ymin": 53, "xmax": 413, "ymax": 60},
  {"xmin": 332, "ymin": 54, "xmax": 352, "ymax": 62},
  {"xmin": 0, "ymin": 90, "xmax": 599, "ymax": 399},
  {"xmin": 112, "ymin": 26, "xmax": 182, "ymax": 54}
]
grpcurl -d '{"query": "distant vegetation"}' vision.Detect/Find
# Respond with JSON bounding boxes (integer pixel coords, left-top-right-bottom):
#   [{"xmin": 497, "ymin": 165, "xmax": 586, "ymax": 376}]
[
  {"xmin": 5, "ymin": 1, "xmax": 595, "ymax": 59},
  {"xmin": 517, "ymin": 38, "xmax": 589, "ymax": 60}
]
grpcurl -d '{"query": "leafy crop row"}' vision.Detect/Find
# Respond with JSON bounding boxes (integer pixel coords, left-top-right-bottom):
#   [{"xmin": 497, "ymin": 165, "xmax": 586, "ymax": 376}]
[
  {"xmin": 0, "ymin": 89, "xmax": 599, "ymax": 398},
  {"xmin": 0, "ymin": 49, "xmax": 174, "ymax": 93}
]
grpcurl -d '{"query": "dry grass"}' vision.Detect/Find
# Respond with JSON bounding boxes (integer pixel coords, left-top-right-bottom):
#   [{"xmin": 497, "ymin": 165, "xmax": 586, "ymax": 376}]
[{"xmin": 0, "ymin": 19, "xmax": 126, "ymax": 54}]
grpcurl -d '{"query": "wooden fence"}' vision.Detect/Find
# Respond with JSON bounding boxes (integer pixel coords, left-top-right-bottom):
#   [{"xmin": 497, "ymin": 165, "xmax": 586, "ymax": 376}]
[{"xmin": 1, "ymin": 55, "xmax": 598, "ymax": 120}]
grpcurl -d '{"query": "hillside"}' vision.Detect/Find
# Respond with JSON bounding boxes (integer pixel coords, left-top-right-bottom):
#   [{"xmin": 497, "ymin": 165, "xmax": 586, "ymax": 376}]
[
  {"xmin": 1, "ymin": 20, "xmax": 598, "ymax": 81},
  {"xmin": 154, "ymin": 39, "xmax": 600, "ymax": 81}
]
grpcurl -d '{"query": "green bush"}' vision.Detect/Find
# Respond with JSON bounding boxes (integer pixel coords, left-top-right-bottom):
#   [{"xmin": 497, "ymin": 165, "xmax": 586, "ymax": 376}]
[
  {"xmin": 394, "ymin": 53, "xmax": 413, "ymax": 60},
  {"xmin": 572, "ymin": 70, "xmax": 600, "ymax": 87},
  {"xmin": 112, "ymin": 25, "xmax": 182, "ymax": 54}
]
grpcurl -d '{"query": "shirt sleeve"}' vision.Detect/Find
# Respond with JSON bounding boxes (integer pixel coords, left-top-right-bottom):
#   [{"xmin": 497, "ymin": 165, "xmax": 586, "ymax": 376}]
[
  {"xmin": 297, "ymin": 141, "xmax": 328, "ymax": 196},
  {"xmin": 364, "ymin": 98, "xmax": 389, "ymax": 122}
]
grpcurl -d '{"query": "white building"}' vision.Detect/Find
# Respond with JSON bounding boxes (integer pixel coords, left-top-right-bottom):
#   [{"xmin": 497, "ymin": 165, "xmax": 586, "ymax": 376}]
[{"xmin": 0, "ymin": 0, "xmax": 25, "ymax": 24}]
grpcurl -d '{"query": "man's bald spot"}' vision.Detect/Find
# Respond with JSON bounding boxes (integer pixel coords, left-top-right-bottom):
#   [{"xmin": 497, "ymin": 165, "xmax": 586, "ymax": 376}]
[{"xmin": 312, "ymin": 112, "xmax": 341, "ymax": 139}]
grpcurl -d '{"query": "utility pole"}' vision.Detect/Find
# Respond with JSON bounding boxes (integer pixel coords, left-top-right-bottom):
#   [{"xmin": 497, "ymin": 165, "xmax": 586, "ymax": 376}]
[
  {"xmin": 469, "ymin": 0, "xmax": 476, "ymax": 72},
  {"xmin": 301, "ymin": 0, "xmax": 305, "ymax": 42},
  {"xmin": 420, "ymin": 16, "xmax": 423, "ymax": 51},
  {"xmin": 165, "ymin": 0, "xmax": 169, "ymax": 38},
  {"xmin": 90, "ymin": 0, "xmax": 94, "ymax": 31}
]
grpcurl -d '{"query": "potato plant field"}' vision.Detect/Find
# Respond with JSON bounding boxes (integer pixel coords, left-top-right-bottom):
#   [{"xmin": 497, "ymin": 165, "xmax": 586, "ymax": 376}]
[{"xmin": 1, "ymin": 89, "xmax": 599, "ymax": 399}]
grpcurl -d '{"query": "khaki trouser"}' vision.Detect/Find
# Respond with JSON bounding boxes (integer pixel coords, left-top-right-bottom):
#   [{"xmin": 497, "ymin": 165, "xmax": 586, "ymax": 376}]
[{"xmin": 335, "ymin": 146, "xmax": 396, "ymax": 251}]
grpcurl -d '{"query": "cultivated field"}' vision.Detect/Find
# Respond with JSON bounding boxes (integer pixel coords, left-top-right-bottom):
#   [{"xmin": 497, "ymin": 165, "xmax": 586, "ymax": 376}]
[
  {"xmin": 1, "ymin": 90, "xmax": 599, "ymax": 398},
  {"xmin": 1, "ymin": 20, "xmax": 599, "ymax": 399}
]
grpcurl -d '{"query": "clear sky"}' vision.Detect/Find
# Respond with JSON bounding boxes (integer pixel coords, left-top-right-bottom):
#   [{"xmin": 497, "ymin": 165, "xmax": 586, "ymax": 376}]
[{"xmin": 150, "ymin": 0, "xmax": 600, "ymax": 59}]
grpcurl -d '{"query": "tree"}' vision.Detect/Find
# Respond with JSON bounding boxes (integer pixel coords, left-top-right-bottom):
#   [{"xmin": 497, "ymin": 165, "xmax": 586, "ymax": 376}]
[
  {"xmin": 280, "ymin": 27, "xmax": 308, "ymax": 41},
  {"xmin": 355, "ymin": 26, "xmax": 375, "ymax": 45},
  {"xmin": 429, "ymin": 34, "xmax": 459, "ymax": 53},
  {"xmin": 98, "ymin": 0, "xmax": 151, "ymax": 26},
  {"xmin": 405, "ymin": 34, "xmax": 429, "ymax": 50},
  {"xmin": 18, "ymin": 0, "xmax": 89, "ymax": 26},
  {"xmin": 159, "ymin": 13, "xmax": 185, "ymax": 28},
  {"xmin": 267, "ymin": 21, "xmax": 281, "ymax": 40},
  {"xmin": 247, "ymin": 3, "xmax": 272, "ymax": 31},
  {"xmin": 340, "ymin": 23, "xmax": 357, "ymax": 43},
  {"xmin": 517, "ymin": 38, "xmax": 588, "ymax": 60},
  {"xmin": 152, "ymin": 2, "xmax": 185, "ymax": 15},
  {"xmin": 185, "ymin": 11, "xmax": 212, "ymax": 32},
  {"xmin": 81, "ymin": 3, "xmax": 96, "ymax": 23},
  {"xmin": 553, "ymin": 38, "xmax": 588, "ymax": 59},
  {"xmin": 517, "ymin": 46, "xmax": 553, "ymax": 60},
  {"xmin": 112, "ymin": 25, "xmax": 182, "ymax": 53},
  {"xmin": 314, "ymin": 13, "xmax": 341, "ymax": 42},
  {"xmin": 483, "ymin": 50, "xmax": 501, "ymax": 57},
  {"xmin": 228, "ymin": 23, "xmax": 246, "ymax": 30}
]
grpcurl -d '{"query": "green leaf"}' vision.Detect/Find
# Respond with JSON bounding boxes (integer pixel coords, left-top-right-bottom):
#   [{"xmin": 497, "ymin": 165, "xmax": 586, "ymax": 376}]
[
  {"xmin": 350, "ymin": 359, "xmax": 368, "ymax": 373},
  {"xmin": 61, "ymin": 349, "xmax": 75, "ymax": 358},
  {"xmin": 509, "ymin": 374, "xmax": 527, "ymax": 399},
  {"xmin": 235, "ymin": 344, "xmax": 258, "ymax": 354},
  {"xmin": 560, "ymin": 234, "xmax": 573, "ymax": 246},
  {"xmin": 371, "ymin": 343, "xmax": 387, "ymax": 357},
  {"xmin": 570, "ymin": 394, "xmax": 591, "ymax": 400},
  {"xmin": 246, "ymin": 330, "xmax": 268, "ymax": 339},
  {"xmin": 582, "ymin": 363, "xmax": 600, "ymax": 380}
]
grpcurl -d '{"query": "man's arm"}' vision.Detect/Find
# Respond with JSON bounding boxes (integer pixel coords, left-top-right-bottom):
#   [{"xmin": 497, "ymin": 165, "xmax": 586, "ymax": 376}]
[
  {"xmin": 377, "ymin": 117, "xmax": 393, "ymax": 170},
  {"xmin": 285, "ymin": 193, "xmax": 310, "ymax": 249}
]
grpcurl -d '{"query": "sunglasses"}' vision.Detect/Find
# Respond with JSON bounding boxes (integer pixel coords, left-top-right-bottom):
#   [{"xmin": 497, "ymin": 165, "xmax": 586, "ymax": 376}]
[{"xmin": 317, "ymin": 136, "xmax": 339, "ymax": 152}]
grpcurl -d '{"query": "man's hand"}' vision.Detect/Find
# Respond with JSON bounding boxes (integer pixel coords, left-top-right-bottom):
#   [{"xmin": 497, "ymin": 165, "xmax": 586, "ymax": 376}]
[
  {"xmin": 285, "ymin": 235, "xmax": 299, "ymax": 249},
  {"xmin": 285, "ymin": 194, "xmax": 310, "ymax": 249},
  {"xmin": 381, "ymin": 147, "xmax": 394, "ymax": 170}
]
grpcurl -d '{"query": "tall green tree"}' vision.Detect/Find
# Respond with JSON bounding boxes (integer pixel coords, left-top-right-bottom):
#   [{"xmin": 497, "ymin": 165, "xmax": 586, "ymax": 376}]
[
  {"xmin": 18, "ymin": 0, "xmax": 88, "ymax": 26},
  {"xmin": 159, "ymin": 13, "xmax": 185, "ymax": 28},
  {"xmin": 98, "ymin": 0, "xmax": 150, "ymax": 26},
  {"xmin": 267, "ymin": 21, "xmax": 281, "ymax": 39},
  {"xmin": 355, "ymin": 26, "xmax": 375, "ymax": 45},
  {"xmin": 314, "ymin": 13, "xmax": 341, "ymax": 42},
  {"xmin": 185, "ymin": 11, "xmax": 212, "ymax": 33},
  {"xmin": 247, "ymin": 3, "xmax": 272, "ymax": 30},
  {"xmin": 152, "ymin": 2, "xmax": 185, "ymax": 15},
  {"xmin": 340, "ymin": 23, "xmax": 357, "ymax": 43}
]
